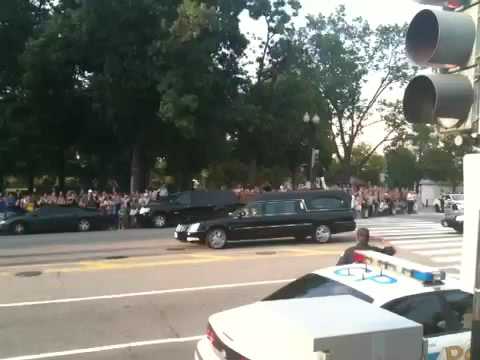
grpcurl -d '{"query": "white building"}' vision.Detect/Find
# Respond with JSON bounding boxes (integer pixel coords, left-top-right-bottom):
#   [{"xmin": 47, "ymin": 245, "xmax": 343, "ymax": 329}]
[{"xmin": 418, "ymin": 179, "xmax": 463, "ymax": 207}]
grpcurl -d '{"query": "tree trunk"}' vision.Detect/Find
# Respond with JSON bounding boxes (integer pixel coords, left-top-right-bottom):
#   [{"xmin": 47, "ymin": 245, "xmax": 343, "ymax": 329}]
[
  {"xmin": 174, "ymin": 170, "xmax": 192, "ymax": 191},
  {"xmin": 57, "ymin": 149, "xmax": 66, "ymax": 191},
  {"xmin": 27, "ymin": 168, "xmax": 34, "ymax": 193},
  {"xmin": 248, "ymin": 159, "xmax": 257, "ymax": 186},
  {"xmin": 341, "ymin": 162, "xmax": 353, "ymax": 186},
  {"xmin": 290, "ymin": 167, "xmax": 297, "ymax": 190},
  {"xmin": 130, "ymin": 141, "xmax": 146, "ymax": 193}
]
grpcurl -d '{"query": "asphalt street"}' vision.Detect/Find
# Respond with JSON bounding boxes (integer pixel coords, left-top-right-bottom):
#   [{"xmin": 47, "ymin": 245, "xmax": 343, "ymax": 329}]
[
  {"xmin": 0, "ymin": 209, "xmax": 443, "ymax": 267},
  {"xmin": 0, "ymin": 210, "xmax": 456, "ymax": 360}
]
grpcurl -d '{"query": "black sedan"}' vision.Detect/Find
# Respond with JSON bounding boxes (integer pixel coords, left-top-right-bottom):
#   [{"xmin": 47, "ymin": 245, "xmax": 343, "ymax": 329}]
[
  {"xmin": 174, "ymin": 191, "xmax": 356, "ymax": 249},
  {"xmin": 0, "ymin": 206, "xmax": 115, "ymax": 235},
  {"xmin": 441, "ymin": 211, "xmax": 464, "ymax": 234},
  {"xmin": 0, "ymin": 207, "xmax": 27, "ymax": 221}
]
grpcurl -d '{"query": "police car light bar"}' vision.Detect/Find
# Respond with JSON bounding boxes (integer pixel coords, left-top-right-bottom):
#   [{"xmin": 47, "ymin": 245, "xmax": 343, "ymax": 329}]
[{"xmin": 353, "ymin": 250, "xmax": 446, "ymax": 283}]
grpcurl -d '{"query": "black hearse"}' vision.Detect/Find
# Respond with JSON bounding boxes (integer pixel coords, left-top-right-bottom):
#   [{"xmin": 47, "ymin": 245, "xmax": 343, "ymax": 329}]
[{"xmin": 174, "ymin": 190, "xmax": 356, "ymax": 249}]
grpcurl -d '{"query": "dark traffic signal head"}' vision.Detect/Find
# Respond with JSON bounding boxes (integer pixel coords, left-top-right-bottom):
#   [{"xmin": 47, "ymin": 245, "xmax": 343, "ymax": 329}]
[
  {"xmin": 403, "ymin": 6, "xmax": 476, "ymax": 128},
  {"xmin": 406, "ymin": 9, "xmax": 475, "ymax": 67},
  {"xmin": 403, "ymin": 74, "xmax": 474, "ymax": 125},
  {"xmin": 412, "ymin": 0, "xmax": 467, "ymax": 7}
]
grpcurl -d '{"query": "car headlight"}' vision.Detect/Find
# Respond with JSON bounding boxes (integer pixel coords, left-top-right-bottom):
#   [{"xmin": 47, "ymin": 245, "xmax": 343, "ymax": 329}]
[
  {"xmin": 139, "ymin": 207, "xmax": 151, "ymax": 215},
  {"xmin": 0, "ymin": 220, "xmax": 6, "ymax": 225},
  {"xmin": 188, "ymin": 223, "xmax": 201, "ymax": 233},
  {"xmin": 456, "ymin": 215, "xmax": 464, "ymax": 222}
]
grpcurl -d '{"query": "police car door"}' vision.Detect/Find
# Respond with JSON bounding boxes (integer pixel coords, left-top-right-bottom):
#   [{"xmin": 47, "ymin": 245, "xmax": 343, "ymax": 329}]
[{"xmin": 383, "ymin": 290, "xmax": 472, "ymax": 360}]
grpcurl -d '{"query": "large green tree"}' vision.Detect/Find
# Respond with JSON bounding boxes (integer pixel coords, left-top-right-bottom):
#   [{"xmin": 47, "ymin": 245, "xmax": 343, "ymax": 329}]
[
  {"xmin": 351, "ymin": 143, "xmax": 385, "ymax": 185},
  {"xmin": 0, "ymin": 0, "xmax": 52, "ymax": 191},
  {"xmin": 233, "ymin": 0, "xmax": 311, "ymax": 183},
  {"xmin": 385, "ymin": 147, "xmax": 419, "ymax": 189},
  {"xmin": 302, "ymin": 6, "xmax": 415, "ymax": 177}
]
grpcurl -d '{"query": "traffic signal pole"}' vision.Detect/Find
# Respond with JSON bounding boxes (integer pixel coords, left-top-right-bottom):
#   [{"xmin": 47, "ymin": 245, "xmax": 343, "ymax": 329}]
[
  {"xmin": 405, "ymin": 1, "xmax": 480, "ymax": 357},
  {"xmin": 473, "ymin": 212, "xmax": 480, "ymax": 360}
]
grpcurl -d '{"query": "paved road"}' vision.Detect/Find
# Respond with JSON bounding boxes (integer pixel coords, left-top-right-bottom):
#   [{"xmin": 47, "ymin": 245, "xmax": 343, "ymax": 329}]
[
  {"xmin": 0, "ymin": 210, "xmax": 444, "ymax": 267},
  {"xmin": 357, "ymin": 215, "xmax": 462, "ymax": 273},
  {"xmin": 0, "ymin": 228, "xmax": 187, "ymax": 266},
  {"xmin": 0, "ymin": 243, "xmax": 343, "ymax": 360},
  {"xmin": 0, "ymin": 213, "xmax": 463, "ymax": 360}
]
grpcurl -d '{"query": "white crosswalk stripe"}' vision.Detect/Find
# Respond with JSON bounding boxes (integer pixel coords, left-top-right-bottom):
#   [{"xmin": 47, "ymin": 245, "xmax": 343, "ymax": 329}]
[{"xmin": 355, "ymin": 217, "xmax": 462, "ymax": 273}]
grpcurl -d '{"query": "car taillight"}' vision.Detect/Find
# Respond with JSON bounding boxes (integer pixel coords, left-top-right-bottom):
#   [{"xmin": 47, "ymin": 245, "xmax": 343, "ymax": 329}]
[
  {"xmin": 206, "ymin": 324, "xmax": 220, "ymax": 348},
  {"xmin": 206, "ymin": 323, "xmax": 251, "ymax": 360}
]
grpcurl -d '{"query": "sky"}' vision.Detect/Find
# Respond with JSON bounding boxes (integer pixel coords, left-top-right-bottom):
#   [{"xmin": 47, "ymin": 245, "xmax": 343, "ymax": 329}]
[{"xmin": 239, "ymin": 0, "xmax": 431, "ymax": 150}]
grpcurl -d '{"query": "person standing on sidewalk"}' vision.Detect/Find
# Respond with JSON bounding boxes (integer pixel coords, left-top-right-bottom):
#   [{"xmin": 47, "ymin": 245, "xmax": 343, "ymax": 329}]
[{"xmin": 406, "ymin": 191, "xmax": 415, "ymax": 214}]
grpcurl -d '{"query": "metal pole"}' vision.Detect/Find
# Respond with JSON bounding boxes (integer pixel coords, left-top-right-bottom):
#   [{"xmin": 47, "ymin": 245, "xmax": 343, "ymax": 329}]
[
  {"xmin": 310, "ymin": 148, "xmax": 315, "ymax": 189},
  {"xmin": 471, "ymin": 209, "xmax": 480, "ymax": 360}
]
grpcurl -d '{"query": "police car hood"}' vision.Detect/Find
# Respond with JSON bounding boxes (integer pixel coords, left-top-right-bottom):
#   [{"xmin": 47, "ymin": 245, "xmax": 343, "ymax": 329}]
[{"xmin": 209, "ymin": 296, "xmax": 422, "ymax": 360}]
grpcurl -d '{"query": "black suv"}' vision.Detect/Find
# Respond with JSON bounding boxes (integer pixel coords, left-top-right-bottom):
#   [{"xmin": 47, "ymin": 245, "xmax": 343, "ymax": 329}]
[
  {"xmin": 174, "ymin": 190, "xmax": 356, "ymax": 249},
  {"xmin": 139, "ymin": 190, "xmax": 243, "ymax": 228}
]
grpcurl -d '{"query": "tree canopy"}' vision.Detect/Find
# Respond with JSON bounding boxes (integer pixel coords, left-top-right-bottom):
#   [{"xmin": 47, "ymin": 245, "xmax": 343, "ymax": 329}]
[{"xmin": 2, "ymin": 1, "xmax": 451, "ymax": 193}]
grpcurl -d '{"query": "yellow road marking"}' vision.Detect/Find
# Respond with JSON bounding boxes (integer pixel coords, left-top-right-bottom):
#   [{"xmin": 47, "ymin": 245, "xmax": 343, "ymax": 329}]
[{"xmin": 1, "ymin": 248, "xmax": 343, "ymax": 276}]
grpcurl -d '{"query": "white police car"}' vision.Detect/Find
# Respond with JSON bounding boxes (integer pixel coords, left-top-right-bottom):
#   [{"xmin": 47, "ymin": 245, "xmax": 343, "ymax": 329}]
[{"xmin": 195, "ymin": 251, "xmax": 472, "ymax": 360}]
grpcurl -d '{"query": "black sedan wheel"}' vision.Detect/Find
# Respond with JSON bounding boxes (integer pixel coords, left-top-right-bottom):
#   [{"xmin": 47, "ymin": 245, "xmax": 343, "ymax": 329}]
[
  {"xmin": 11, "ymin": 222, "xmax": 27, "ymax": 235},
  {"xmin": 313, "ymin": 225, "xmax": 331, "ymax": 243},
  {"xmin": 153, "ymin": 214, "xmax": 167, "ymax": 228},
  {"xmin": 206, "ymin": 228, "xmax": 227, "ymax": 249},
  {"xmin": 78, "ymin": 219, "xmax": 91, "ymax": 232}
]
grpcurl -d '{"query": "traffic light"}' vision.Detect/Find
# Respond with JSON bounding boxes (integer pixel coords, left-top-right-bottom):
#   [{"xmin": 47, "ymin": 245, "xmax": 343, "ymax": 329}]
[
  {"xmin": 413, "ymin": 1, "xmax": 469, "ymax": 9},
  {"xmin": 403, "ymin": 2, "xmax": 478, "ymax": 130}
]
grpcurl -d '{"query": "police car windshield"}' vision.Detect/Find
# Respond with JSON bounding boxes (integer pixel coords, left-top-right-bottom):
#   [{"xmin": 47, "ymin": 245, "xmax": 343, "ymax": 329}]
[
  {"xmin": 263, "ymin": 273, "xmax": 373, "ymax": 303},
  {"xmin": 451, "ymin": 194, "xmax": 464, "ymax": 201}
]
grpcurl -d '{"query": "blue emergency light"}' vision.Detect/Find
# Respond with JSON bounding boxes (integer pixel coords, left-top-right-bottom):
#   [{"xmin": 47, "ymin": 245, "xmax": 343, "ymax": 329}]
[{"xmin": 411, "ymin": 270, "xmax": 445, "ymax": 283}]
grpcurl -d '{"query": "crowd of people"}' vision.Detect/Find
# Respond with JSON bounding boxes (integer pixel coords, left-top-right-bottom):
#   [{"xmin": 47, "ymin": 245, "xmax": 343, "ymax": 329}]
[
  {"xmin": 351, "ymin": 186, "xmax": 418, "ymax": 218},
  {"xmin": 233, "ymin": 183, "xmax": 420, "ymax": 218},
  {"xmin": 0, "ymin": 183, "xmax": 418, "ymax": 225},
  {"xmin": 0, "ymin": 186, "xmax": 170, "ymax": 229}
]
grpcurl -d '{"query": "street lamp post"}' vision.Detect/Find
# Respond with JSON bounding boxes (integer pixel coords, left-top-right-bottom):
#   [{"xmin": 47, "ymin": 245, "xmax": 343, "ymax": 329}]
[{"xmin": 303, "ymin": 112, "xmax": 321, "ymax": 189}]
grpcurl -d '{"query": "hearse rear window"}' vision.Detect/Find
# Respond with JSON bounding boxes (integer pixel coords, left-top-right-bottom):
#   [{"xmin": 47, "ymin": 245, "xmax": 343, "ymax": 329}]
[
  {"xmin": 264, "ymin": 200, "xmax": 298, "ymax": 216},
  {"xmin": 307, "ymin": 197, "xmax": 346, "ymax": 210}
]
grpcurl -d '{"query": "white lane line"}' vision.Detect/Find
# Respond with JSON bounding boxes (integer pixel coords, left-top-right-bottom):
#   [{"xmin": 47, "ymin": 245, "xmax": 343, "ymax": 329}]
[
  {"xmin": 441, "ymin": 266, "xmax": 461, "ymax": 272},
  {"xmin": 432, "ymin": 256, "xmax": 462, "ymax": 264},
  {"xmin": 361, "ymin": 223, "xmax": 440, "ymax": 227},
  {"xmin": 377, "ymin": 232, "xmax": 456, "ymax": 238},
  {"xmin": 415, "ymin": 249, "xmax": 463, "ymax": 256},
  {"xmin": 368, "ymin": 225, "xmax": 448, "ymax": 229},
  {"xmin": 387, "ymin": 235, "xmax": 461, "ymax": 241},
  {"xmin": 356, "ymin": 220, "xmax": 434, "ymax": 224},
  {"xmin": 356, "ymin": 219, "xmax": 432, "ymax": 223},
  {"xmin": 359, "ymin": 224, "xmax": 438, "ymax": 228},
  {"xmin": 371, "ymin": 229, "xmax": 453, "ymax": 234},
  {"xmin": 400, "ymin": 242, "xmax": 462, "ymax": 250},
  {"xmin": 0, "ymin": 279, "xmax": 292, "ymax": 308},
  {"xmin": 0, "ymin": 335, "xmax": 203, "ymax": 360},
  {"xmin": 372, "ymin": 228, "xmax": 449, "ymax": 233}
]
